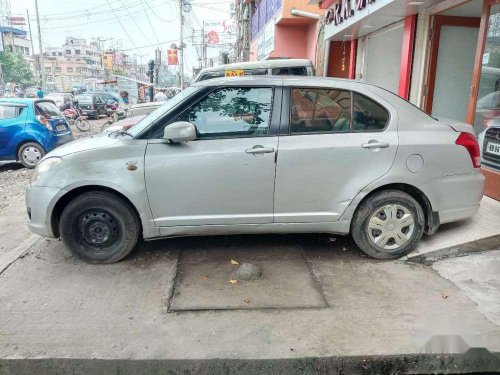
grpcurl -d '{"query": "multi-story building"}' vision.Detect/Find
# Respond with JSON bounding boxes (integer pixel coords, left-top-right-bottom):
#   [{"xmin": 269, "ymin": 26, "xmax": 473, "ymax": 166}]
[
  {"xmin": 246, "ymin": 0, "xmax": 324, "ymax": 69},
  {"xmin": 37, "ymin": 37, "xmax": 105, "ymax": 91}
]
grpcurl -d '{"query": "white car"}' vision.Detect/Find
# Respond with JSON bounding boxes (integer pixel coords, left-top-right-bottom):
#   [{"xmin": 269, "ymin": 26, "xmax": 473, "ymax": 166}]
[{"xmin": 26, "ymin": 77, "xmax": 484, "ymax": 263}]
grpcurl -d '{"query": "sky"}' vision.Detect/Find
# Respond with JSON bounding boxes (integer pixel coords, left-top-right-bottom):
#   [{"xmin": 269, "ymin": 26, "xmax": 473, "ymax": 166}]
[{"xmin": 10, "ymin": 0, "xmax": 233, "ymax": 74}]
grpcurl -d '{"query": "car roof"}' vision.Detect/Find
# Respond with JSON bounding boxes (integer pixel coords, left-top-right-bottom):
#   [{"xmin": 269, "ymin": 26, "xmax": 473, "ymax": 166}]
[
  {"xmin": 0, "ymin": 98, "xmax": 56, "ymax": 106},
  {"xmin": 192, "ymin": 76, "xmax": 361, "ymax": 89},
  {"xmin": 197, "ymin": 59, "xmax": 312, "ymax": 76}
]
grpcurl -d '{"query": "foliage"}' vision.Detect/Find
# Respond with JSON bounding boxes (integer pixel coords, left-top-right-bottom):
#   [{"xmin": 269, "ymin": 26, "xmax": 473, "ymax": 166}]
[{"xmin": 0, "ymin": 51, "xmax": 35, "ymax": 87}]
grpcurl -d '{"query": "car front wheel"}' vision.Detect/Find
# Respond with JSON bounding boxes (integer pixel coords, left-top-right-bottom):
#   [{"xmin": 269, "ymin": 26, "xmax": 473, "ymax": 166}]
[
  {"xmin": 59, "ymin": 191, "xmax": 140, "ymax": 263},
  {"xmin": 351, "ymin": 190, "xmax": 425, "ymax": 260}
]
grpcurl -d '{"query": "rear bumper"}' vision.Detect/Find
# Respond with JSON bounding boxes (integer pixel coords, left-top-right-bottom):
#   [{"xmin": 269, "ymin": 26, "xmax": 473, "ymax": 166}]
[
  {"xmin": 82, "ymin": 110, "xmax": 98, "ymax": 117},
  {"xmin": 55, "ymin": 132, "xmax": 74, "ymax": 146},
  {"xmin": 419, "ymin": 170, "xmax": 485, "ymax": 224}
]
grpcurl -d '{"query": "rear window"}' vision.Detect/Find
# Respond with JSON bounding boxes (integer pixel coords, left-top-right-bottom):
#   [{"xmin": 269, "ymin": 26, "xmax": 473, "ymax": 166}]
[
  {"xmin": 36, "ymin": 101, "xmax": 62, "ymax": 119},
  {"xmin": 272, "ymin": 66, "xmax": 308, "ymax": 76},
  {"xmin": 76, "ymin": 95, "xmax": 93, "ymax": 103}
]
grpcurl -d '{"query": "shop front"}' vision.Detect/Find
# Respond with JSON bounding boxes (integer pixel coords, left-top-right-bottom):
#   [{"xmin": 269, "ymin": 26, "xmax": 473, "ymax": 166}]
[{"xmin": 320, "ymin": 0, "xmax": 500, "ymax": 200}]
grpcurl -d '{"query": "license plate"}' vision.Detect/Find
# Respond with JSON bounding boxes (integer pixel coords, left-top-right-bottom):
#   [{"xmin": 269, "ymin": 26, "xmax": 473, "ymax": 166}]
[
  {"xmin": 486, "ymin": 142, "xmax": 500, "ymax": 156},
  {"xmin": 56, "ymin": 124, "xmax": 66, "ymax": 131}
]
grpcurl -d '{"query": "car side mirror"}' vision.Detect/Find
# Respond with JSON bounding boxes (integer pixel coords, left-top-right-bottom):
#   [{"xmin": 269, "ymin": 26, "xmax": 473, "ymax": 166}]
[{"xmin": 164, "ymin": 121, "xmax": 197, "ymax": 143}]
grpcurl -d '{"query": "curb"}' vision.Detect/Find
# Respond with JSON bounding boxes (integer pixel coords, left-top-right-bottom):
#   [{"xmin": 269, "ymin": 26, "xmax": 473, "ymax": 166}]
[
  {"xmin": 405, "ymin": 234, "xmax": 500, "ymax": 265},
  {"xmin": 0, "ymin": 349, "xmax": 499, "ymax": 375}
]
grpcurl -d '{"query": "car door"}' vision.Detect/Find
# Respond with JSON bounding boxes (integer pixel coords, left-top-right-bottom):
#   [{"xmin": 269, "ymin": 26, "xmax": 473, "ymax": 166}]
[
  {"xmin": 0, "ymin": 104, "xmax": 28, "ymax": 160},
  {"xmin": 274, "ymin": 86, "xmax": 398, "ymax": 223},
  {"xmin": 144, "ymin": 85, "xmax": 281, "ymax": 227}
]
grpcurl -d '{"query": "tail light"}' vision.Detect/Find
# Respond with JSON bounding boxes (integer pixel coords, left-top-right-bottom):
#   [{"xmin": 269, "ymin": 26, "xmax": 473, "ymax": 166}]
[
  {"xmin": 455, "ymin": 132, "xmax": 480, "ymax": 168},
  {"xmin": 36, "ymin": 115, "xmax": 52, "ymax": 130}
]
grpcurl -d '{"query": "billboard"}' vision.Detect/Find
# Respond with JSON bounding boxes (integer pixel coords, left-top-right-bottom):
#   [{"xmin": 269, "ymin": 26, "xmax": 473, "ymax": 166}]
[{"xmin": 204, "ymin": 19, "xmax": 237, "ymax": 46}]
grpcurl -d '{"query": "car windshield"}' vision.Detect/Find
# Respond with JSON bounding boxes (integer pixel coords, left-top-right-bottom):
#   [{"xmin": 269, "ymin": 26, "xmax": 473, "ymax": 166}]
[{"xmin": 128, "ymin": 86, "xmax": 200, "ymax": 137}]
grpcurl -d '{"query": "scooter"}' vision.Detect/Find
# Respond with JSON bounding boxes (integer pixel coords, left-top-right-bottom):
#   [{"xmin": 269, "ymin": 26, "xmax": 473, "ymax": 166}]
[{"xmin": 63, "ymin": 103, "xmax": 90, "ymax": 132}]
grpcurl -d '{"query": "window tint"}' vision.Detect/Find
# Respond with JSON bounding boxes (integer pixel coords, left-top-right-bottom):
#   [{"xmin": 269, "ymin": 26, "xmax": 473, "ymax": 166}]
[
  {"xmin": 272, "ymin": 66, "xmax": 307, "ymax": 76},
  {"xmin": 243, "ymin": 68, "xmax": 267, "ymax": 76},
  {"xmin": 177, "ymin": 87, "xmax": 273, "ymax": 139},
  {"xmin": 352, "ymin": 93, "xmax": 389, "ymax": 131},
  {"xmin": 36, "ymin": 102, "xmax": 62, "ymax": 119},
  {"xmin": 290, "ymin": 88, "xmax": 351, "ymax": 133},
  {"xmin": 0, "ymin": 105, "xmax": 25, "ymax": 119}
]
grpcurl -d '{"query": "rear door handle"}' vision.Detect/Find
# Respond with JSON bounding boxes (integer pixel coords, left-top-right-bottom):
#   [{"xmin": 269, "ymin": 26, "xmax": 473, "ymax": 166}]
[
  {"xmin": 362, "ymin": 141, "xmax": 390, "ymax": 149},
  {"xmin": 245, "ymin": 145, "xmax": 275, "ymax": 155}
]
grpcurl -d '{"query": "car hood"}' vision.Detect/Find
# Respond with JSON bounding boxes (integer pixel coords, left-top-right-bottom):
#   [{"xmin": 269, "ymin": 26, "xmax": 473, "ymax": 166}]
[{"xmin": 46, "ymin": 133, "xmax": 120, "ymax": 158}]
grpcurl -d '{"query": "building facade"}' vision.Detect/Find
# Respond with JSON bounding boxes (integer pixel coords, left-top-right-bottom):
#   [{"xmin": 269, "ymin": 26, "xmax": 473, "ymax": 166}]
[
  {"xmin": 319, "ymin": 0, "xmax": 500, "ymax": 200},
  {"xmin": 248, "ymin": 0, "xmax": 324, "ymax": 70}
]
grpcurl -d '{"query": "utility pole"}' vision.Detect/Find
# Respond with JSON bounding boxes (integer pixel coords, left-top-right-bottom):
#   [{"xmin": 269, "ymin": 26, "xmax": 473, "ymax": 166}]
[
  {"xmin": 147, "ymin": 59, "xmax": 154, "ymax": 102},
  {"xmin": 34, "ymin": 0, "xmax": 45, "ymax": 90},
  {"xmin": 179, "ymin": 0, "xmax": 184, "ymax": 90},
  {"xmin": 26, "ymin": 9, "xmax": 36, "ymax": 77}
]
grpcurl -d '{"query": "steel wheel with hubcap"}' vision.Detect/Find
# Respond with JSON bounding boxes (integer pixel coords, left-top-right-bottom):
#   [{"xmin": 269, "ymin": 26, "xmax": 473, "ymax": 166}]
[
  {"xmin": 18, "ymin": 142, "xmax": 46, "ymax": 168},
  {"xmin": 351, "ymin": 190, "xmax": 425, "ymax": 260}
]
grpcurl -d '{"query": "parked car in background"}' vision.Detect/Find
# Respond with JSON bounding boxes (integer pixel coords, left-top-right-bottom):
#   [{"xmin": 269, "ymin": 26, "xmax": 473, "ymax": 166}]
[
  {"xmin": 25, "ymin": 87, "xmax": 38, "ymax": 98},
  {"xmin": 26, "ymin": 77, "xmax": 484, "ymax": 264},
  {"xmin": 74, "ymin": 94, "xmax": 107, "ymax": 119},
  {"xmin": 126, "ymin": 101, "xmax": 163, "ymax": 118},
  {"xmin": 0, "ymin": 98, "xmax": 73, "ymax": 168},
  {"xmin": 101, "ymin": 115, "xmax": 146, "ymax": 133},
  {"xmin": 194, "ymin": 59, "xmax": 314, "ymax": 82},
  {"xmin": 87, "ymin": 91, "xmax": 120, "ymax": 105},
  {"xmin": 45, "ymin": 92, "xmax": 74, "ymax": 110}
]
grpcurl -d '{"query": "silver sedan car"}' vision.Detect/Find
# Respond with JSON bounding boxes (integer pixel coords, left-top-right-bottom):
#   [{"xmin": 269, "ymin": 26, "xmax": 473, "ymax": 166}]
[{"xmin": 26, "ymin": 77, "xmax": 484, "ymax": 263}]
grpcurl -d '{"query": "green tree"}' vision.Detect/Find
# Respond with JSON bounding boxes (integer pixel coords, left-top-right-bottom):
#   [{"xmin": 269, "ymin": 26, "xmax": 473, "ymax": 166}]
[{"xmin": 0, "ymin": 51, "xmax": 35, "ymax": 87}]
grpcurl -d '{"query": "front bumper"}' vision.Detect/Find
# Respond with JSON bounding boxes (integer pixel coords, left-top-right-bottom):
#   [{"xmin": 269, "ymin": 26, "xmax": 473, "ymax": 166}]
[{"xmin": 25, "ymin": 185, "xmax": 66, "ymax": 238}]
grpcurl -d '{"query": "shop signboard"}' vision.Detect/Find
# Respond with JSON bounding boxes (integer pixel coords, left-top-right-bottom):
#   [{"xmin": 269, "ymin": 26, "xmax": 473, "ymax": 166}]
[
  {"xmin": 256, "ymin": 18, "xmax": 276, "ymax": 60},
  {"xmin": 205, "ymin": 19, "xmax": 237, "ymax": 46}
]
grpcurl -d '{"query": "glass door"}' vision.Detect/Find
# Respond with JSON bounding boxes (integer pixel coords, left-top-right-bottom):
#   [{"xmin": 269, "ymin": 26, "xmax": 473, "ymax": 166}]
[{"xmin": 469, "ymin": 0, "xmax": 500, "ymax": 134}]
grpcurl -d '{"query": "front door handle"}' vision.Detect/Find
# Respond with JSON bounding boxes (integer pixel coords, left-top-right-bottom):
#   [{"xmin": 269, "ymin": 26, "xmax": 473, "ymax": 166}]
[
  {"xmin": 245, "ymin": 145, "xmax": 275, "ymax": 155},
  {"xmin": 362, "ymin": 141, "xmax": 390, "ymax": 149}
]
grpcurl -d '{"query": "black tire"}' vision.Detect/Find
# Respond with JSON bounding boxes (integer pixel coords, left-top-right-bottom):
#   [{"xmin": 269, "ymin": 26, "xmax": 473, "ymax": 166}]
[
  {"xmin": 17, "ymin": 142, "xmax": 46, "ymax": 169},
  {"xmin": 59, "ymin": 191, "xmax": 140, "ymax": 263},
  {"xmin": 75, "ymin": 118, "xmax": 90, "ymax": 132},
  {"xmin": 351, "ymin": 190, "xmax": 425, "ymax": 260}
]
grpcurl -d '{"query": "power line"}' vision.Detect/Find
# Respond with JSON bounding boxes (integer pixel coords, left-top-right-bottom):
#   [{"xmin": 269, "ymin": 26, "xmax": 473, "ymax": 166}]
[
  {"xmin": 120, "ymin": 38, "xmax": 179, "ymax": 51},
  {"xmin": 105, "ymin": 0, "xmax": 137, "ymax": 48},
  {"xmin": 143, "ymin": 0, "xmax": 177, "ymax": 22},
  {"xmin": 141, "ymin": 0, "xmax": 160, "ymax": 43},
  {"xmin": 121, "ymin": 0, "xmax": 152, "ymax": 44}
]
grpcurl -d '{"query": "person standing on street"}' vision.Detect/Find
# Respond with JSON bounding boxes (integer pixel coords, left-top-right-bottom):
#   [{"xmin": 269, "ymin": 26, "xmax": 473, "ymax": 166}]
[{"xmin": 36, "ymin": 87, "xmax": 44, "ymax": 99}]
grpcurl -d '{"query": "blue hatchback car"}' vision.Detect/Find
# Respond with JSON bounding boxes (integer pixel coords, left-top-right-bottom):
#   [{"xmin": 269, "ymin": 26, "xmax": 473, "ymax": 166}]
[{"xmin": 0, "ymin": 98, "xmax": 74, "ymax": 168}]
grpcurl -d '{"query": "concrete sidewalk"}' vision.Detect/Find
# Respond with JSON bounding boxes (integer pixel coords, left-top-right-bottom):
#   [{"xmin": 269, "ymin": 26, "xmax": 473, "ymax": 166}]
[{"xmin": 0, "ymin": 235, "xmax": 499, "ymax": 374}]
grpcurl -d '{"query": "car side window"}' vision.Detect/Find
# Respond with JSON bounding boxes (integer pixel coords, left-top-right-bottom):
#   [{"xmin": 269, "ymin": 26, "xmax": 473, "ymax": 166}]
[
  {"xmin": 352, "ymin": 93, "xmax": 389, "ymax": 132},
  {"xmin": 290, "ymin": 88, "xmax": 351, "ymax": 134},
  {"xmin": 0, "ymin": 105, "xmax": 24, "ymax": 119},
  {"xmin": 272, "ymin": 67, "xmax": 307, "ymax": 76},
  {"xmin": 176, "ymin": 87, "xmax": 273, "ymax": 139}
]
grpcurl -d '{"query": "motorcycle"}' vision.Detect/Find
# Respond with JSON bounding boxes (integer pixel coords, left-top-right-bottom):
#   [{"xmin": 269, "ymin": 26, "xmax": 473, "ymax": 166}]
[{"xmin": 63, "ymin": 102, "xmax": 90, "ymax": 132}]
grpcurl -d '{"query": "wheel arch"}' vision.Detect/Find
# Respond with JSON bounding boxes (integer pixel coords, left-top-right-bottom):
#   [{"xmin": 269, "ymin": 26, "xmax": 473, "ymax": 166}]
[
  {"xmin": 50, "ymin": 185, "xmax": 143, "ymax": 238},
  {"xmin": 352, "ymin": 183, "xmax": 439, "ymax": 235}
]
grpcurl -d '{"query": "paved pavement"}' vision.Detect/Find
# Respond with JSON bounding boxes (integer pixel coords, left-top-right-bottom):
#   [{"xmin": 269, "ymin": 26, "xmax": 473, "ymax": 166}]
[{"xmin": 0, "ymin": 233, "xmax": 499, "ymax": 374}]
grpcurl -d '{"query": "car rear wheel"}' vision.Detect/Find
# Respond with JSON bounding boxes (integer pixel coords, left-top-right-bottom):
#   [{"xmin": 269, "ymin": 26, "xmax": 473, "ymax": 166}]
[
  {"xmin": 351, "ymin": 190, "xmax": 425, "ymax": 260},
  {"xmin": 18, "ymin": 142, "xmax": 46, "ymax": 168},
  {"xmin": 59, "ymin": 191, "xmax": 140, "ymax": 263}
]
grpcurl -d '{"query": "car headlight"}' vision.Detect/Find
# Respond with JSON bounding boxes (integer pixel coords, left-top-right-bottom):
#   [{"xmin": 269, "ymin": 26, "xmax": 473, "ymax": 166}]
[{"xmin": 30, "ymin": 157, "xmax": 62, "ymax": 185}]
